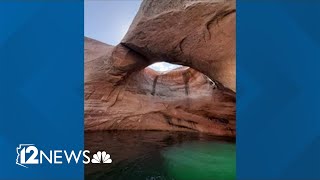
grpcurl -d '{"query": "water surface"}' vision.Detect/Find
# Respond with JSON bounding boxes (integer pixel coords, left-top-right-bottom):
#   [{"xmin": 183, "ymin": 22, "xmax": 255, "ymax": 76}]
[{"xmin": 85, "ymin": 131, "xmax": 235, "ymax": 180}]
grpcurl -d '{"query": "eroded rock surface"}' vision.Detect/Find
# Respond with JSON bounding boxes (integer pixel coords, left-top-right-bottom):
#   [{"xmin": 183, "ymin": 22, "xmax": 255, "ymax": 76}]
[
  {"xmin": 85, "ymin": 0, "xmax": 236, "ymax": 137},
  {"xmin": 85, "ymin": 38, "xmax": 235, "ymax": 137},
  {"xmin": 122, "ymin": 0, "xmax": 236, "ymax": 91}
]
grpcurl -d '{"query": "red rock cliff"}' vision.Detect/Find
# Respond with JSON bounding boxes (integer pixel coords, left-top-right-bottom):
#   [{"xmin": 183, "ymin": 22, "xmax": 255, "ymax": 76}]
[{"xmin": 85, "ymin": 0, "xmax": 236, "ymax": 137}]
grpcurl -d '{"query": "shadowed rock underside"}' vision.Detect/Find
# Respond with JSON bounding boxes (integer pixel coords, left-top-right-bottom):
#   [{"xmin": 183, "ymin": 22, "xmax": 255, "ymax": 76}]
[{"xmin": 85, "ymin": 0, "xmax": 236, "ymax": 137}]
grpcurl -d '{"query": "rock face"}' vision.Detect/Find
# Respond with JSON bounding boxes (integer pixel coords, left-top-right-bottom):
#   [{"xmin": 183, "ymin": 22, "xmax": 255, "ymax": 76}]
[
  {"xmin": 122, "ymin": 0, "xmax": 236, "ymax": 91},
  {"xmin": 85, "ymin": 37, "xmax": 235, "ymax": 137},
  {"xmin": 85, "ymin": 0, "xmax": 236, "ymax": 137}
]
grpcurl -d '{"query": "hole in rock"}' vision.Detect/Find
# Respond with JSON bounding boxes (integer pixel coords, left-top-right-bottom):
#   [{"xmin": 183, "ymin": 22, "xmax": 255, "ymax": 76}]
[
  {"xmin": 148, "ymin": 62, "xmax": 185, "ymax": 72},
  {"xmin": 137, "ymin": 62, "xmax": 217, "ymax": 97},
  {"xmin": 144, "ymin": 62, "xmax": 215, "ymax": 87}
]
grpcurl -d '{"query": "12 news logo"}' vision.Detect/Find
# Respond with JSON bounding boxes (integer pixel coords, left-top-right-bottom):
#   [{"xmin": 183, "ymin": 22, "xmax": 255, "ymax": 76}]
[{"xmin": 16, "ymin": 144, "xmax": 112, "ymax": 168}]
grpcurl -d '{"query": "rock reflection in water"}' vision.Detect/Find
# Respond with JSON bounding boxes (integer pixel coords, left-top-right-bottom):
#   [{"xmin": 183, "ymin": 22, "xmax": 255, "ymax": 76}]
[{"xmin": 85, "ymin": 131, "xmax": 234, "ymax": 180}]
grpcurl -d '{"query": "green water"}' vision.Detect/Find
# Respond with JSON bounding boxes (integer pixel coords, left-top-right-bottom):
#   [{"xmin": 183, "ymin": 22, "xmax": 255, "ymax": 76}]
[
  {"xmin": 163, "ymin": 142, "xmax": 235, "ymax": 180},
  {"xmin": 85, "ymin": 131, "xmax": 235, "ymax": 180}
]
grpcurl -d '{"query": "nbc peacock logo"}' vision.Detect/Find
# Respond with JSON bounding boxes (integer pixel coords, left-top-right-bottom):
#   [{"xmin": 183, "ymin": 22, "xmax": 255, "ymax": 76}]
[{"xmin": 91, "ymin": 151, "xmax": 112, "ymax": 164}]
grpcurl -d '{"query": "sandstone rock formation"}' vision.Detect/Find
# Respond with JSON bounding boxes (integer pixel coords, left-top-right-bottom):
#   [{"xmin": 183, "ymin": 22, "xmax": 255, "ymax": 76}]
[
  {"xmin": 122, "ymin": 0, "xmax": 236, "ymax": 91},
  {"xmin": 85, "ymin": 37, "xmax": 235, "ymax": 137},
  {"xmin": 85, "ymin": 0, "xmax": 236, "ymax": 137}
]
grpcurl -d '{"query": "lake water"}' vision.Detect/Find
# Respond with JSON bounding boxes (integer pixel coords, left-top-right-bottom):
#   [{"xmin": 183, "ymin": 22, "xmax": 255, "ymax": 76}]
[{"xmin": 85, "ymin": 131, "xmax": 235, "ymax": 180}]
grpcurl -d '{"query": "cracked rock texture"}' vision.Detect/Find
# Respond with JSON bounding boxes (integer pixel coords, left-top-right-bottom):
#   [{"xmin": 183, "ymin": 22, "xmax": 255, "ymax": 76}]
[{"xmin": 85, "ymin": 0, "xmax": 236, "ymax": 137}]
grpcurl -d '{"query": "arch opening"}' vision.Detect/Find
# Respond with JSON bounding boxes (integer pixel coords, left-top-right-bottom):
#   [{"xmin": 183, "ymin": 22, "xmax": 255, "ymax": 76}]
[
  {"xmin": 148, "ymin": 62, "xmax": 184, "ymax": 72},
  {"xmin": 85, "ymin": 38, "xmax": 235, "ymax": 136}
]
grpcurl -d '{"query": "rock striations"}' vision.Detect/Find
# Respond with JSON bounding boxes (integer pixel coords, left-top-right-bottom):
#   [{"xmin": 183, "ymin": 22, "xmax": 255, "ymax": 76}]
[
  {"xmin": 85, "ymin": 0, "xmax": 236, "ymax": 137},
  {"xmin": 122, "ymin": 0, "xmax": 236, "ymax": 91}
]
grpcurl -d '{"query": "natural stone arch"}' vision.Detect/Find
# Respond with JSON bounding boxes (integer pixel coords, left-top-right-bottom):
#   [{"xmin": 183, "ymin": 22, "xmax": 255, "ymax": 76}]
[
  {"xmin": 85, "ymin": 0, "xmax": 236, "ymax": 137},
  {"xmin": 122, "ymin": 0, "xmax": 236, "ymax": 91},
  {"xmin": 85, "ymin": 38, "xmax": 235, "ymax": 137}
]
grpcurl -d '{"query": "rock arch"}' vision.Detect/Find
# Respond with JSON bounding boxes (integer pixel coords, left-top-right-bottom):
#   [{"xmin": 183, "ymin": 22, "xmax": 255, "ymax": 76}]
[{"xmin": 85, "ymin": 0, "xmax": 236, "ymax": 137}]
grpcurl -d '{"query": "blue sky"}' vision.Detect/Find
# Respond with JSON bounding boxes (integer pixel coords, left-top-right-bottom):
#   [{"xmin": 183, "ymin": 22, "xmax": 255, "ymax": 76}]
[
  {"xmin": 84, "ymin": 0, "xmax": 141, "ymax": 46},
  {"xmin": 84, "ymin": 0, "xmax": 181, "ymax": 71}
]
